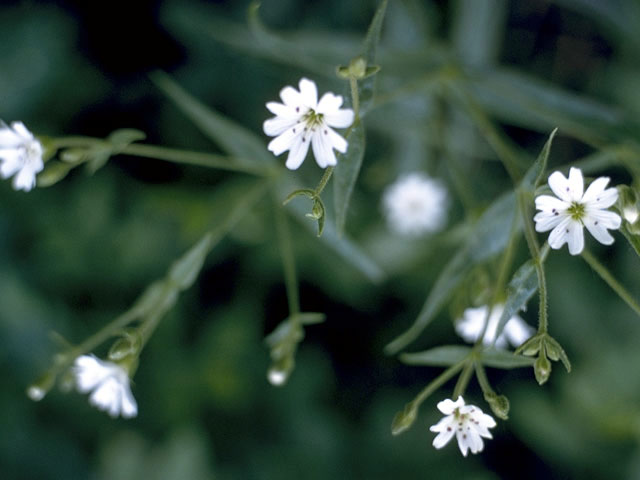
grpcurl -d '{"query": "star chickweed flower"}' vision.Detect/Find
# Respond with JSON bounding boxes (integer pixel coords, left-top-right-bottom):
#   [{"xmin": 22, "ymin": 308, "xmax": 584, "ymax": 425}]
[
  {"xmin": 0, "ymin": 121, "xmax": 44, "ymax": 192},
  {"xmin": 263, "ymin": 78, "xmax": 354, "ymax": 170},
  {"xmin": 534, "ymin": 167, "xmax": 621, "ymax": 255},
  {"xmin": 430, "ymin": 396, "xmax": 496, "ymax": 456},
  {"xmin": 382, "ymin": 172, "xmax": 448, "ymax": 236},
  {"xmin": 455, "ymin": 304, "xmax": 534, "ymax": 350},
  {"xmin": 73, "ymin": 354, "xmax": 138, "ymax": 419}
]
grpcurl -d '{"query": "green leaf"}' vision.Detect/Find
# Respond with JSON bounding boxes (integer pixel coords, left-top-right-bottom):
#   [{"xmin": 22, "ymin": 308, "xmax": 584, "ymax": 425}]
[
  {"xmin": 358, "ymin": 0, "xmax": 388, "ymax": 114},
  {"xmin": 333, "ymin": 120, "xmax": 365, "ymax": 235},
  {"xmin": 480, "ymin": 348, "xmax": 535, "ymax": 369},
  {"xmin": 521, "ymin": 128, "xmax": 558, "ymax": 191},
  {"xmin": 492, "ymin": 258, "xmax": 538, "ymax": 348},
  {"xmin": 385, "ymin": 192, "xmax": 517, "ymax": 354},
  {"xmin": 150, "ymin": 71, "xmax": 274, "ymax": 168},
  {"xmin": 400, "ymin": 345, "xmax": 471, "ymax": 367},
  {"xmin": 467, "ymin": 68, "xmax": 629, "ymax": 145},
  {"xmin": 168, "ymin": 232, "xmax": 214, "ymax": 291}
]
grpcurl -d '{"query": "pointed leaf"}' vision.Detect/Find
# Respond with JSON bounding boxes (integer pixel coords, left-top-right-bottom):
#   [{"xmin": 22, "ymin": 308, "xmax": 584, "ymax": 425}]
[
  {"xmin": 481, "ymin": 348, "xmax": 535, "ymax": 369},
  {"xmin": 521, "ymin": 128, "xmax": 558, "ymax": 191},
  {"xmin": 150, "ymin": 71, "xmax": 274, "ymax": 168},
  {"xmin": 400, "ymin": 345, "xmax": 471, "ymax": 367},
  {"xmin": 385, "ymin": 192, "xmax": 517, "ymax": 354},
  {"xmin": 358, "ymin": 0, "xmax": 388, "ymax": 114},
  {"xmin": 333, "ymin": 120, "xmax": 365, "ymax": 235}
]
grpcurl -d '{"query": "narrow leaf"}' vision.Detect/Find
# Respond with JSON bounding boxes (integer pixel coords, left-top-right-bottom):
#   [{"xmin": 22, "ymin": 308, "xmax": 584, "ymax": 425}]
[
  {"xmin": 150, "ymin": 71, "xmax": 274, "ymax": 167},
  {"xmin": 333, "ymin": 120, "xmax": 365, "ymax": 235},
  {"xmin": 400, "ymin": 345, "xmax": 471, "ymax": 367},
  {"xmin": 481, "ymin": 348, "xmax": 535, "ymax": 369},
  {"xmin": 358, "ymin": 0, "xmax": 388, "ymax": 114},
  {"xmin": 521, "ymin": 128, "xmax": 557, "ymax": 191},
  {"xmin": 385, "ymin": 192, "xmax": 516, "ymax": 354}
]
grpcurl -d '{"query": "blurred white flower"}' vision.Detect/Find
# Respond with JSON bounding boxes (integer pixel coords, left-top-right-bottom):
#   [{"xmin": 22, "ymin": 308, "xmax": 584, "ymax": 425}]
[
  {"xmin": 382, "ymin": 172, "xmax": 448, "ymax": 236},
  {"xmin": 73, "ymin": 355, "xmax": 137, "ymax": 419},
  {"xmin": 0, "ymin": 121, "xmax": 43, "ymax": 192},
  {"xmin": 534, "ymin": 167, "xmax": 621, "ymax": 255},
  {"xmin": 456, "ymin": 304, "xmax": 533, "ymax": 349},
  {"xmin": 263, "ymin": 78, "xmax": 354, "ymax": 170},
  {"xmin": 430, "ymin": 396, "xmax": 496, "ymax": 456}
]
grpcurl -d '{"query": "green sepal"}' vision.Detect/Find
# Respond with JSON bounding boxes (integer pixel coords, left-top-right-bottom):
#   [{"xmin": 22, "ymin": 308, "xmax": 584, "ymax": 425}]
[{"xmin": 391, "ymin": 402, "xmax": 418, "ymax": 436}]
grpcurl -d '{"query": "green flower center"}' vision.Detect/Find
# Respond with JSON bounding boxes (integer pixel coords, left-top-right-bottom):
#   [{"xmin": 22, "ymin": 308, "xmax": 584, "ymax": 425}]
[
  {"xmin": 567, "ymin": 202, "xmax": 585, "ymax": 221},
  {"xmin": 304, "ymin": 110, "xmax": 324, "ymax": 127}
]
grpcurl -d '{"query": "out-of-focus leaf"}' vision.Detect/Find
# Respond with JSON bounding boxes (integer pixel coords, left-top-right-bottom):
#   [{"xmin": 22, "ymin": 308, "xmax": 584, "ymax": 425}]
[
  {"xmin": 466, "ymin": 68, "xmax": 630, "ymax": 145},
  {"xmin": 492, "ymin": 259, "xmax": 538, "ymax": 348},
  {"xmin": 150, "ymin": 71, "xmax": 274, "ymax": 168},
  {"xmin": 333, "ymin": 121, "xmax": 365, "ymax": 235},
  {"xmin": 481, "ymin": 348, "xmax": 535, "ymax": 369},
  {"xmin": 452, "ymin": 0, "xmax": 507, "ymax": 67},
  {"xmin": 400, "ymin": 345, "xmax": 471, "ymax": 366},
  {"xmin": 358, "ymin": 0, "xmax": 388, "ymax": 114},
  {"xmin": 286, "ymin": 198, "xmax": 385, "ymax": 283},
  {"xmin": 168, "ymin": 232, "xmax": 214, "ymax": 291},
  {"xmin": 521, "ymin": 128, "xmax": 558, "ymax": 191},
  {"xmin": 385, "ymin": 192, "xmax": 516, "ymax": 354}
]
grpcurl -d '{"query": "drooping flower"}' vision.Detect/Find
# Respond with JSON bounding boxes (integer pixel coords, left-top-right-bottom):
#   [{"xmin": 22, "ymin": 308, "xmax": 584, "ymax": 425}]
[
  {"xmin": 263, "ymin": 78, "xmax": 354, "ymax": 170},
  {"xmin": 0, "ymin": 121, "xmax": 44, "ymax": 192},
  {"xmin": 456, "ymin": 304, "xmax": 533, "ymax": 350},
  {"xmin": 430, "ymin": 396, "xmax": 496, "ymax": 456},
  {"xmin": 534, "ymin": 167, "xmax": 621, "ymax": 255},
  {"xmin": 73, "ymin": 354, "xmax": 137, "ymax": 418},
  {"xmin": 382, "ymin": 172, "xmax": 448, "ymax": 236}
]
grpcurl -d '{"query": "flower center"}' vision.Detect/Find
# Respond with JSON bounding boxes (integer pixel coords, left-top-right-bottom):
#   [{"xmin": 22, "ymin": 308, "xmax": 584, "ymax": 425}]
[
  {"xmin": 303, "ymin": 110, "xmax": 324, "ymax": 128},
  {"xmin": 567, "ymin": 202, "xmax": 585, "ymax": 221}
]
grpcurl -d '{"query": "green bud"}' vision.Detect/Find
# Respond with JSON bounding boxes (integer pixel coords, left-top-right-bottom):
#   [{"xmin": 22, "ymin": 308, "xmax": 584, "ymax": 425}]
[
  {"xmin": 336, "ymin": 57, "xmax": 380, "ymax": 80},
  {"xmin": 515, "ymin": 335, "xmax": 541, "ymax": 356},
  {"xmin": 305, "ymin": 198, "xmax": 325, "ymax": 236},
  {"xmin": 108, "ymin": 330, "xmax": 142, "ymax": 361},
  {"xmin": 618, "ymin": 185, "xmax": 639, "ymax": 225},
  {"xmin": 534, "ymin": 354, "xmax": 552, "ymax": 385},
  {"xmin": 484, "ymin": 392, "xmax": 510, "ymax": 420},
  {"xmin": 391, "ymin": 403, "xmax": 418, "ymax": 435},
  {"xmin": 544, "ymin": 336, "xmax": 571, "ymax": 372},
  {"xmin": 37, "ymin": 161, "xmax": 74, "ymax": 188},
  {"xmin": 267, "ymin": 356, "xmax": 294, "ymax": 386},
  {"xmin": 26, "ymin": 371, "xmax": 56, "ymax": 401}
]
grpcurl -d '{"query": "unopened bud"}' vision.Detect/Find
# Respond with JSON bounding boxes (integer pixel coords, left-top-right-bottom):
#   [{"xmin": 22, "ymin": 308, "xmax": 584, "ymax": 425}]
[
  {"xmin": 26, "ymin": 371, "xmax": 56, "ymax": 401},
  {"xmin": 534, "ymin": 355, "xmax": 552, "ymax": 385},
  {"xmin": 485, "ymin": 392, "xmax": 510, "ymax": 420},
  {"xmin": 391, "ymin": 404, "xmax": 418, "ymax": 435}
]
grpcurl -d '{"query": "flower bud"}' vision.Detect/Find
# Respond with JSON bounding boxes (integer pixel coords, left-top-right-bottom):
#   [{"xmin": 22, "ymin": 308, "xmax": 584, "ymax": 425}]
[
  {"xmin": 391, "ymin": 404, "xmax": 418, "ymax": 435},
  {"xmin": 267, "ymin": 356, "xmax": 294, "ymax": 387},
  {"xmin": 484, "ymin": 392, "xmax": 510, "ymax": 420},
  {"xmin": 26, "ymin": 371, "xmax": 56, "ymax": 401},
  {"xmin": 534, "ymin": 354, "xmax": 552, "ymax": 385}
]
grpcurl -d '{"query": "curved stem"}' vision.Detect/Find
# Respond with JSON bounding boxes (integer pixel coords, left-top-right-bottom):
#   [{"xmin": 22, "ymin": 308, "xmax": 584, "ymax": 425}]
[
  {"xmin": 410, "ymin": 360, "xmax": 466, "ymax": 409},
  {"xmin": 273, "ymin": 194, "xmax": 300, "ymax": 316}
]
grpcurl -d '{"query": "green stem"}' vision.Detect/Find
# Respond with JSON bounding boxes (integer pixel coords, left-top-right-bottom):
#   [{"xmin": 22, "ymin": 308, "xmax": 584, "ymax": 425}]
[
  {"xmin": 350, "ymin": 77, "xmax": 360, "ymax": 119},
  {"xmin": 314, "ymin": 166, "xmax": 334, "ymax": 197},
  {"xmin": 273, "ymin": 194, "xmax": 300, "ymax": 316},
  {"xmin": 409, "ymin": 360, "xmax": 466, "ymax": 409},
  {"xmin": 474, "ymin": 362, "xmax": 494, "ymax": 397},
  {"xmin": 452, "ymin": 360, "xmax": 474, "ymax": 399},
  {"xmin": 581, "ymin": 249, "xmax": 640, "ymax": 318}
]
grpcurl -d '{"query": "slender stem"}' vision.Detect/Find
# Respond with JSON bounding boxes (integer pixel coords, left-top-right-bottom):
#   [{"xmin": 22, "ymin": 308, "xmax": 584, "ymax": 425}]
[
  {"xmin": 474, "ymin": 362, "xmax": 494, "ymax": 397},
  {"xmin": 452, "ymin": 360, "xmax": 474, "ymax": 399},
  {"xmin": 582, "ymin": 249, "xmax": 640, "ymax": 318},
  {"xmin": 410, "ymin": 360, "xmax": 466, "ymax": 409},
  {"xmin": 314, "ymin": 166, "xmax": 334, "ymax": 196},
  {"xmin": 350, "ymin": 77, "xmax": 360, "ymax": 118},
  {"xmin": 273, "ymin": 195, "xmax": 300, "ymax": 316}
]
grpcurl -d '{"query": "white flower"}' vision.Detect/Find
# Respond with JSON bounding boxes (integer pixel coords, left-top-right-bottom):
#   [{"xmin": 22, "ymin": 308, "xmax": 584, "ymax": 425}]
[
  {"xmin": 534, "ymin": 167, "xmax": 621, "ymax": 255},
  {"xmin": 73, "ymin": 355, "xmax": 138, "ymax": 418},
  {"xmin": 0, "ymin": 121, "xmax": 43, "ymax": 192},
  {"xmin": 430, "ymin": 396, "xmax": 497, "ymax": 456},
  {"xmin": 382, "ymin": 172, "xmax": 448, "ymax": 236},
  {"xmin": 263, "ymin": 78, "xmax": 354, "ymax": 170},
  {"xmin": 456, "ymin": 304, "xmax": 533, "ymax": 349}
]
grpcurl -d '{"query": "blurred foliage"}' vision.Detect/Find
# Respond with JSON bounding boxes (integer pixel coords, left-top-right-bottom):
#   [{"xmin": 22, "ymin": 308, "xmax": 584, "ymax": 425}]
[{"xmin": 3, "ymin": 0, "xmax": 640, "ymax": 479}]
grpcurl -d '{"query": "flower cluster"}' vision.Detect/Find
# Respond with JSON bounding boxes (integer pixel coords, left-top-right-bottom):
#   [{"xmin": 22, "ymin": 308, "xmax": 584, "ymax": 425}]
[
  {"xmin": 0, "ymin": 121, "xmax": 43, "ymax": 192},
  {"xmin": 430, "ymin": 396, "xmax": 497, "ymax": 456},
  {"xmin": 263, "ymin": 78, "xmax": 354, "ymax": 170},
  {"xmin": 534, "ymin": 167, "xmax": 621, "ymax": 255},
  {"xmin": 73, "ymin": 355, "xmax": 138, "ymax": 419},
  {"xmin": 456, "ymin": 304, "xmax": 534, "ymax": 349},
  {"xmin": 382, "ymin": 172, "xmax": 449, "ymax": 236}
]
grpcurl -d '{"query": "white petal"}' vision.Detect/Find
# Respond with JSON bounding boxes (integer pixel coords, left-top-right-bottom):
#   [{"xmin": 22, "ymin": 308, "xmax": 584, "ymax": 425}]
[
  {"xmin": 0, "ymin": 128, "xmax": 22, "ymax": 148},
  {"xmin": 476, "ymin": 411, "xmax": 497, "ymax": 429},
  {"xmin": 311, "ymin": 130, "xmax": 336, "ymax": 168},
  {"xmin": 263, "ymin": 116, "xmax": 298, "ymax": 137},
  {"xmin": 585, "ymin": 186, "xmax": 618, "ymax": 209},
  {"xmin": 326, "ymin": 127, "xmax": 348, "ymax": 153},
  {"xmin": 567, "ymin": 167, "xmax": 584, "ymax": 201},
  {"xmin": 267, "ymin": 124, "xmax": 302, "ymax": 156},
  {"xmin": 74, "ymin": 355, "xmax": 112, "ymax": 392},
  {"xmin": 437, "ymin": 396, "xmax": 465, "ymax": 415},
  {"xmin": 535, "ymin": 194, "xmax": 569, "ymax": 213},
  {"xmin": 584, "ymin": 216, "xmax": 615, "ymax": 245},
  {"xmin": 279, "ymin": 86, "xmax": 303, "ymax": 107},
  {"xmin": 324, "ymin": 108, "xmax": 355, "ymax": 129},
  {"xmin": 316, "ymin": 93, "xmax": 343, "ymax": 114},
  {"xmin": 456, "ymin": 430, "xmax": 471, "ymax": 456},
  {"xmin": 504, "ymin": 315, "xmax": 534, "ymax": 347},
  {"xmin": 548, "ymin": 171, "xmax": 572, "ymax": 202},
  {"xmin": 581, "ymin": 176, "xmax": 609, "ymax": 203},
  {"xmin": 0, "ymin": 151, "xmax": 23, "ymax": 178},
  {"xmin": 89, "ymin": 377, "xmax": 121, "ymax": 417},
  {"xmin": 285, "ymin": 134, "xmax": 311, "ymax": 170},
  {"xmin": 120, "ymin": 386, "xmax": 138, "ymax": 418},
  {"xmin": 432, "ymin": 422, "xmax": 456, "ymax": 449},
  {"xmin": 430, "ymin": 415, "xmax": 455, "ymax": 433},
  {"xmin": 465, "ymin": 428, "xmax": 485, "ymax": 454},
  {"xmin": 298, "ymin": 78, "xmax": 318, "ymax": 108},
  {"xmin": 12, "ymin": 168, "xmax": 37, "ymax": 192},
  {"xmin": 566, "ymin": 220, "xmax": 585, "ymax": 255},
  {"xmin": 547, "ymin": 217, "xmax": 573, "ymax": 250},
  {"xmin": 586, "ymin": 209, "xmax": 621, "ymax": 230},
  {"xmin": 455, "ymin": 306, "xmax": 487, "ymax": 343},
  {"xmin": 534, "ymin": 211, "xmax": 566, "ymax": 233},
  {"xmin": 10, "ymin": 121, "xmax": 33, "ymax": 141},
  {"xmin": 266, "ymin": 101, "xmax": 301, "ymax": 120}
]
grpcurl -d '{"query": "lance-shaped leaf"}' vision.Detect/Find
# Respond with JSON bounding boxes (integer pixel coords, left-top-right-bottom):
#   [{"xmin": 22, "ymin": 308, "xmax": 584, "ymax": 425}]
[
  {"xmin": 333, "ymin": 120, "xmax": 365, "ymax": 235},
  {"xmin": 385, "ymin": 192, "xmax": 516, "ymax": 354},
  {"xmin": 358, "ymin": 0, "xmax": 387, "ymax": 115},
  {"xmin": 480, "ymin": 348, "xmax": 535, "ymax": 369},
  {"xmin": 400, "ymin": 345, "xmax": 471, "ymax": 367},
  {"xmin": 150, "ymin": 71, "xmax": 274, "ymax": 169},
  {"xmin": 520, "ymin": 128, "xmax": 557, "ymax": 192}
]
